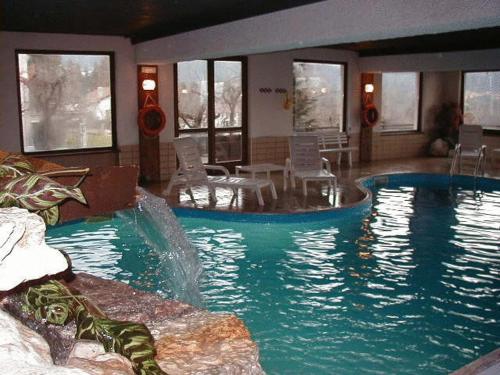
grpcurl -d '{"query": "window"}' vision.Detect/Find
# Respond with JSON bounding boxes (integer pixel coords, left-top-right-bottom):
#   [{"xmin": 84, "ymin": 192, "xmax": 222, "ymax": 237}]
[
  {"xmin": 175, "ymin": 58, "xmax": 247, "ymax": 167},
  {"xmin": 16, "ymin": 51, "xmax": 115, "ymax": 153},
  {"xmin": 293, "ymin": 61, "xmax": 345, "ymax": 131},
  {"xmin": 380, "ymin": 72, "xmax": 420, "ymax": 132},
  {"xmin": 463, "ymin": 71, "xmax": 500, "ymax": 132}
]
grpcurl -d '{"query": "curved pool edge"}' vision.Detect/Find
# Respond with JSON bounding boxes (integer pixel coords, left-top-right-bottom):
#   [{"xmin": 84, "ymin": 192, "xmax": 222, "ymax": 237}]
[{"xmin": 172, "ymin": 172, "xmax": 500, "ymax": 223}]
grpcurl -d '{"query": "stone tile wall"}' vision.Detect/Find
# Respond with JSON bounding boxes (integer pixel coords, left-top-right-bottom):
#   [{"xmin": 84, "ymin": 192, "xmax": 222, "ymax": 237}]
[
  {"xmin": 250, "ymin": 137, "xmax": 289, "ymax": 165},
  {"xmin": 118, "ymin": 144, "xmax": 140, "ymax": 167},
  {"xmin": 371, "ymin": 132, "xmax": 430, "ymax": 161},
  {"xmin": 484, "ymin": 135, "xmax": 500, "ymax": 164},
  {"xmin": 250, "ymin": 134, "xmax": 361, "ymax": 167},
  {"xmin": 119, "ymin": 143, "xmax": 177, "ymax": 181},
  {"xmin": 159, "ymin": 142, "xmax": 177, "ymax": 181},
  {"xmin": 121, "ymin": 130, "xmax": 491, "ymax": 182}
]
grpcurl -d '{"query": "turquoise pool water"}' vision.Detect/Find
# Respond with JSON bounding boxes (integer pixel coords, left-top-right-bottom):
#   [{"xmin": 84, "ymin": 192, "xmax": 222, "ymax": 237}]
[{"xmin": 47, "ymin": 174, "xmax": 500, "ymax": 374}]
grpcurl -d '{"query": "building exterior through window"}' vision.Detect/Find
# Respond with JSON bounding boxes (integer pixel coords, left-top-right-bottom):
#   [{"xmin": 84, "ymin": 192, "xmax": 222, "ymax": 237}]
[{"xmin": 16, "ymin": 51, "xmax": 115, "ymax": 153}]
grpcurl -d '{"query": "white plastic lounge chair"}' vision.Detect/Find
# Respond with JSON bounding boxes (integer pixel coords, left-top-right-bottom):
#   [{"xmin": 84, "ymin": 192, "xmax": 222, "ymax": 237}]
[
  {"xmin": 450, "ymin": 125, "xmax": 487, "ymax": 177},
  {"xmin": 284, "ymin": 135, "xmax": 337, "ymax": 196},
  {"xmin": 164, "ymin": 137, "xmax": 277, "ymax": 206}
]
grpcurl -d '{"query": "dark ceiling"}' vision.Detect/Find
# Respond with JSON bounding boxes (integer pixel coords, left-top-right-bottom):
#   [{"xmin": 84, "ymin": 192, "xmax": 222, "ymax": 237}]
[
  {"xmin": 328, "ymin": 27, "xmax": 500, "ymax": 57},
  {"xmin": 2, "ymin": 0, "xmax": 500, "ymax": 55},
  {"xmin": 0, "ymin": 0, "xmax": 325, "ymax": 44}
]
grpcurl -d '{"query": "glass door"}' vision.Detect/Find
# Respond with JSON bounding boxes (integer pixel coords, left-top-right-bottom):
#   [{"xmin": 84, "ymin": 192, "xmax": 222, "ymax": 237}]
[{"xmin": 175, "ymin": 58, "xmax": 247, "ymax": 169}]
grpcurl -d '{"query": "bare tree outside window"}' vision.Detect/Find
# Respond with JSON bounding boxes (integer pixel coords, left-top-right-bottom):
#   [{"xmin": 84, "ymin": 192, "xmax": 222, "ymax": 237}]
[
  {"xmin": 380, "ymin": 72, "xmax": 419, "ymax": 132},
  {"xmin": 17, "ymin": 52, "xmax": 114, "ymax": 153},
  {"xmin": 176, "ymin": 59, "xmax": 245, "ymax": 164},
  {"xmin": 214, "ymin": 61, "xmax": 242, "ymax": 162},
  {"xmin": 177, "ymin": 60, "xmax": 208, "ymax": 130},
  {"xmin": 463, "ymin": 71, "xmax": 500, "ymax": 131},
  {"xmin": 293, "ymin": 61, "xmax": 344, "ymax": 131},
  {"xmin": 214, "ymin": 61, "xmax": 242, "ymax": 129}
]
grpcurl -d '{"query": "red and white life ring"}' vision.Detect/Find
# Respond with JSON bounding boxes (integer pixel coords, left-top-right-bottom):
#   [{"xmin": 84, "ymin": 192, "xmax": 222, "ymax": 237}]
[
  {"xmin": 362, "ymin": 104, "xmax": 379, "ymax": 128},
  {"xmin": 138, "ymin": 105, "xmax": 166, "ymax": 137}
]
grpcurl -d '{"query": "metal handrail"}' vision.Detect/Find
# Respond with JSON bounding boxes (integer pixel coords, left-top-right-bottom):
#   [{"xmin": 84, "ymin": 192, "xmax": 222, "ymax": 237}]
[
  {"xmin": 449, "ymin": 143, "xmax": 487, "ymax": 178},
  {"xmin": 449, "ymin": 144, "xmax": 461, "ymax": 176},
  {"xmin": 473, "ymin": 145, "xmax": 487, "ymax": 178}
]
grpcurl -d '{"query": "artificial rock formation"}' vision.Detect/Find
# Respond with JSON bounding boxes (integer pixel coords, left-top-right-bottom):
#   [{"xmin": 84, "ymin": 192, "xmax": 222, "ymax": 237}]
[
  {"xmin": 67, "ymin": 273, "xmax": 264, "ymax": 375},
  {"xmin": 2, "ymin": 273, "xmax": 264, "ymax": 375},
  {"xmin": 0, "ymin": 308, "xmax": 133, "ymax": 375},
  {"xmin": 0, "ymin": 207, "xmax": 68, "ymax": 291},
  {"xmin": 0, "ymin": 159, "xmax": 263, "ymax": 374}
]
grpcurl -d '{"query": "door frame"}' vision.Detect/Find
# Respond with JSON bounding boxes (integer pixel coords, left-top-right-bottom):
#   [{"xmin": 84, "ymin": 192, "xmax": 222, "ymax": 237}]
[{"xmin": 174, "ymin": 57, "xmax": 248, "ymax": 171}]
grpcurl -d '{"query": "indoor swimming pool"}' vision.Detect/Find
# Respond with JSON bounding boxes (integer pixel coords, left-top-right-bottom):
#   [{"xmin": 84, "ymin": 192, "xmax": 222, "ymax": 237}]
[{"xmin": 46, "ymin": 174, "xmax": 500, "ymax": 374}]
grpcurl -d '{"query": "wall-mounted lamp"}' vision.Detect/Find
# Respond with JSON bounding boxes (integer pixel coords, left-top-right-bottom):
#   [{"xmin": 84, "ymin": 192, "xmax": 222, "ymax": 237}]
[
  {"xmin": 364, "ymin": 83, "xmax": 374, "ymax": 93},
  {"xmin": 142, "ymin": 79, "xmax": 156, "ymax": 91},
  {"xmin": 138, "ymin": 65, "xmax": 158, "ymax": 107}
]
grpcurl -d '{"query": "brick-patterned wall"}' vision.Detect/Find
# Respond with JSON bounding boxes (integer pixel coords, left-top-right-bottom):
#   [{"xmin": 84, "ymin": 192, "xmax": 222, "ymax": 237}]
[
  {"xmin": 371, "ymin": 132, "xmax": 430, "ymax": 161},
  {"xmin": 250, "ymin": 136, "xmax": 289, "ymax": 165},
  {"xmin": 118, "ymin": 144, "xmax": 140, "ymax": 167},
  {"xmin": 119, "ymin": 143, "xmax": 177, "ymax": 181},
  {"xmin": 484, "ymin": 135, "xmax": 500, "ymax": 164},
  {"xmin": 329, "ymin": 132, "xmax": 360, "ymax": 165},
  {"xmin": 159, "ymin": 142, "xmax": 177, "ymax": 181},
  {"xmin": 251, "ymin": 134, "xmax": 361, "ymax": 167}
]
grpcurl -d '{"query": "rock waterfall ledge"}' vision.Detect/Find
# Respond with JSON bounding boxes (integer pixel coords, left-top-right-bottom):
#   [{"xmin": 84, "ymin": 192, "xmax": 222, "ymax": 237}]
[
  {"xmin": 0, "ymin": 207, "xmax": 69, "ymax": 291},
  {"xmin": 2, "ymin": 273, "xmax": 265, "ymax": 374}
]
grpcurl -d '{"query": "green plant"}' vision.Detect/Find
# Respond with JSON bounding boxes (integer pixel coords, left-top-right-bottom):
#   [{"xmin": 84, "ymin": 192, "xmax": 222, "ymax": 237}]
[
  {"xmin": 0, "ymin": 171, "xmax": 88, "ymax": 225},
  {"xmin": 24, "ymin": 280, "xmax": 166, "ymax": 375},
  {"xmin": 0, "ymin": 154, "xmax": 35, "ymax": 178}
]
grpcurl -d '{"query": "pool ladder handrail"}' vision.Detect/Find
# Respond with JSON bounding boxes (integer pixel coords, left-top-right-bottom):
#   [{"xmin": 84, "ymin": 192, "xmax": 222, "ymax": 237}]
[{"xmin": 449, "ymin": 143, "xmax": 487, "ymax": 178}]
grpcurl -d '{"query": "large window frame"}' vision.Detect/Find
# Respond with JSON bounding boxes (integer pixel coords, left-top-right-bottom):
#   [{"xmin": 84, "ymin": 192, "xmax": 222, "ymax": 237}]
[
  {"xmin": 461, "ymin": 70, "xmax": 500, "ymax": 134},
  {"xmin": 174, "ymin": 57, "xmax": 248, "ymax": 168},
  {"xmin": 16, "ymin": 49, "xmax": 117, "ymax": 155},
  {"xmin": 379, "ymin": 72, "xmax": 422, "ymax": 134},
  {"xmin": 292, "ymin": 59, "xmax": 347, "ymax": 132}
]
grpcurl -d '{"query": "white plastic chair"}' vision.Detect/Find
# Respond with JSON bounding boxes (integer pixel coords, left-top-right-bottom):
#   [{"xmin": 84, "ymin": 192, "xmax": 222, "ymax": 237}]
[
  {"xmin": 164, "ymin": 137, "xmax": 277, "ymax": 206},
  {"xmin": 450, "ymin": 125, "xmax": 487, "ymax": 177},
  {"xmin": 285, "ymin": 135, "xmax": 337, "ymax": 196}
]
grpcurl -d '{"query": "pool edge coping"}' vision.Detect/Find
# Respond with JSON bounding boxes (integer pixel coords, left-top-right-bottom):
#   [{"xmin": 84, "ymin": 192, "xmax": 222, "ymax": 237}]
[{"xmin": 171, "ymin": 172, "xmax": 500, "ymax": 222}]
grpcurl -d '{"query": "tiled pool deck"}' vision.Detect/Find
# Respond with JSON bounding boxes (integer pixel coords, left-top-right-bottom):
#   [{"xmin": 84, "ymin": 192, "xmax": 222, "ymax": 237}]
[{"xmin": 146, "ymin": 156, "xmax": 500, "ymax": 213}]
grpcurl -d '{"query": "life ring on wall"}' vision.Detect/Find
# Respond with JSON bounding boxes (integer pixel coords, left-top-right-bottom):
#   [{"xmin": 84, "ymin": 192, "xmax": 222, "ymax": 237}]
[
  {"xmin": 362, "ymin": 104, "xmax": 379, "ymax": 128},
  {"xmin": 138, "ymin": 105, "xmax": 166, "ymax": 137}
]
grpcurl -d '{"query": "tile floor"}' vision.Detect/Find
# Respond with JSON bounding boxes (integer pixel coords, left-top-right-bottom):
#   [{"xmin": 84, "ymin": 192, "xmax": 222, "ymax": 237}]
[{"xmin": 144, "ymin": 157, "xmax": 500, "ymax": 213}]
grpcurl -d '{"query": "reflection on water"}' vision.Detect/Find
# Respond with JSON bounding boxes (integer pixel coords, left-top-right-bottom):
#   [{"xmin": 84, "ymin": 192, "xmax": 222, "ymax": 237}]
[
  {"xmin": 47, "ymin": 223, "xmax": 127, "ymax": 279},
  {"xmin": 180, "ymin": 185, "xmax": 500, "ymax": 375},
  {"xmin": 364, "ymin": 187, "xmax": 416, "ymax": 289},
  {"xmin": 46, "ymin": 183, "xmax": 500, "ymax": 375},
  {"xmin": 47, "ymin": 217, "xmax": 175, "ymax": 299}
]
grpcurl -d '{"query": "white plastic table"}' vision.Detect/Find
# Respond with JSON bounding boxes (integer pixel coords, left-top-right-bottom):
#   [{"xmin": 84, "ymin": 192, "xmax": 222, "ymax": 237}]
[{"xmin": 235, "ymin": 163, "xmax": 286, "ymax": 185}]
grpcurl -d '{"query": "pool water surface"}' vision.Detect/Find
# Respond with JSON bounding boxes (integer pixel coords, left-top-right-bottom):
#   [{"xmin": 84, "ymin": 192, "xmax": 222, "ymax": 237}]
[{"xmin": 47, "ymin": 176, "xmax": 500, "ymax": 374}]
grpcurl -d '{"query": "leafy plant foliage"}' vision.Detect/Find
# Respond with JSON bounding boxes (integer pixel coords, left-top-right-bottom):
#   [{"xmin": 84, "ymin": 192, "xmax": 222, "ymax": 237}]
[
  {"xmin": 24, "ymin": 280, "xmax": 166, "ymax": 375},
  {"xmin": 0, "ymin": 154, "xmax": 35, "ymax": 178},
  {"xmin": 0, "ymin": 154, "xmax": 89, "ymax": 225},
  {"xmin": 0, "ymin": 173, "xmax": 87, "ymax": 225}
]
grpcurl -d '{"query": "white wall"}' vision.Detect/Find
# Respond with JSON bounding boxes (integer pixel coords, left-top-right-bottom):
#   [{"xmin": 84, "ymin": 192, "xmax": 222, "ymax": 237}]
[
  {"xmin": 248, "ymin": 48, "xmax": 360, "ymax": 138},
  {"xmin": 136, "ymin": 0, "xmax": 500, "ymax": 64},
  {"xmin": 420, "ymin": 71, "xmax": 461, "ymax": 133},
  {"xmin": 2, "ymin": 31, "xmax": 499, "ymax": 157},
  {"xmin": 0, "ymin": 31, "xmax": 137, "ymax": 153},
  {"xmin": 155, "ymin": 48, "xmax": 360, "ymax": 141},
  {"xmin": 158, "ymin": 64, "xmax": 176, "ymax": 143},
  {"xmin": 359, "ymin": 48, "xmax": 500, "ymax": 72},
  {"xmin": 359, "ymin": 49, "xmax": 500, "ymax": 135}
]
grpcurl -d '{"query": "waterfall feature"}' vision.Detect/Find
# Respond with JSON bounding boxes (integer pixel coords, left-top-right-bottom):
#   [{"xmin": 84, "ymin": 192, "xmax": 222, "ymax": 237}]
[{"xmin": 117, "ymin": 188, "xmax": 203, "ymax": 306}]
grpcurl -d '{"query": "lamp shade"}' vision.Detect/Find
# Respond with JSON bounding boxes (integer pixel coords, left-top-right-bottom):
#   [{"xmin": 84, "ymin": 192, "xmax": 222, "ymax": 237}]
[
  {"xmin": 142, "ymin": 79, "xmax": 156, "ymax": 91},
  {"xmin": 364, "ymin": 83, "xmax": 374, "ymax": 93}
]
